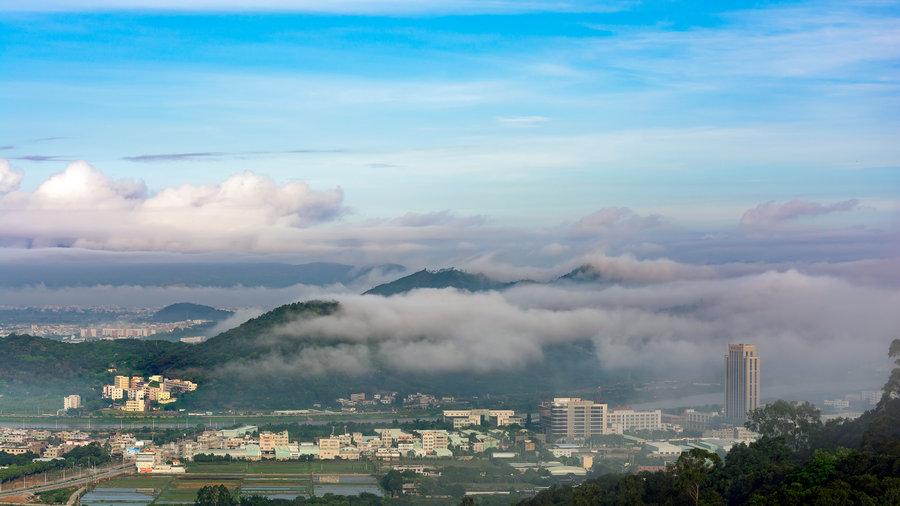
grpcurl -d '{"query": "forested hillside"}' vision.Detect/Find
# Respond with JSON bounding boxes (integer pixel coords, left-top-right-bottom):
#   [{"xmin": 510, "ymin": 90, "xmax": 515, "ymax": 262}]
[{"xmin": 0, "ymin": 299, "xmax": 633, "ymax": 410}]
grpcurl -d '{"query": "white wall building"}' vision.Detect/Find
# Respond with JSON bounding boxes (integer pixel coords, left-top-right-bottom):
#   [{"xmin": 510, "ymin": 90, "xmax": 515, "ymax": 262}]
[
  {"xmin": 63, "ymin": 395, "xmax": 81, "ymax": 410},
  {"xmin": 607, "ymin": 409, "xmax": 662, "ymax": 433}
]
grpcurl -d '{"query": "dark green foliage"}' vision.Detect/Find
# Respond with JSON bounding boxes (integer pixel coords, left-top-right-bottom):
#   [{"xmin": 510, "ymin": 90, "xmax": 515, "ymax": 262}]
[
  {"xmin": 63, "ymin": 442, "xmax": 112, "ymax": 467},
  {"xmin": 0, "ymin": 442, "xmax": 110, "ymax": 483},
  {"xmin": 745, "ymin": 400, "xmax": 822, "ymax": 454},
  {"xmin": 193, "ymin": 453, "xmax": 237, "ymax": 462},
  {"xmin": 363, "ymin": 268, "xmax": 513, "ymax": 296},
  {"xmin": 0, "ymin": 333, "xmax": 187, "ymax": 394},
  {"xmin": 379, "ymin": 469, "xmax": 415, "ymax": 497},
  {"xmin": 238, "ymin": 494, "xmax": 382, "ymax": 505},
  {"xmin": 36, "ymin": 487, "xmax": 77, "ymax": 504},
  {"xmin": 151, "ymin": 303, "xmax": 233, "ymax": 323},
  {"xmin": 0, "ymin": 450, "xmax": 39, "ymax": 466},
  {"xmin": 196, "ymin": 485, "xmax": 238, "ymax": 506}
]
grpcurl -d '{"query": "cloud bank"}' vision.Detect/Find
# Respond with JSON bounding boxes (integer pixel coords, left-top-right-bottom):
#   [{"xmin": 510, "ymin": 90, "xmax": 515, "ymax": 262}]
[
  {"xmin": 0, "ymin": 160, "xmax": 23, "ymax": 194},
  {"xmin": 740, "ymin": 198, "xmax": 862, "ymax": 227},
  {"xmin": 0, "ymin": 161, "xmax": 344, "ymax": 250},
  {"xmin": 0, "ymin": 160, "xmax": 894, "ymax": 278},
  {"xmin": 253, "ymin": 265, "xmax": 898, "ymax": 388}
]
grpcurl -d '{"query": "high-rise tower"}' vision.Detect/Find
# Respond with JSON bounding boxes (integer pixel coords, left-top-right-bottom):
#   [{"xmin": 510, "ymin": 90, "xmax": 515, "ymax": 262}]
[{"xmin": 725, "ymin": 343, "xmax": 760, "ymax": 424}]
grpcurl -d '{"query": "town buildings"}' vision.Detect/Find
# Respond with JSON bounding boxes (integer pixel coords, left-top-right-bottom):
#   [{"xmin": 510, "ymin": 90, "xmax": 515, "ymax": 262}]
[
  {"xmin": 259, "ymin": 430, "xmax": 289, "ymax": 452},
  {"xmin": 606, "ymin": 409, "xmax": 663, "ymax": 433},
  {"xmin": 442, "ymin": 409, "xmax": 521, "ymax": 428},
  {"xmin": 63, "ymin": 394, "xmax": 81, "ymax": 411},
  {"xmin": 725, "ymin": 343, "xmax": 760, "ymax": 424},
  {"xmin": 539, "ymin": 397, "xmax": 608, "ymax": 440},
  {"xmin": 102, "ymin": 374, "xmax": 197, "ymax": 411}
]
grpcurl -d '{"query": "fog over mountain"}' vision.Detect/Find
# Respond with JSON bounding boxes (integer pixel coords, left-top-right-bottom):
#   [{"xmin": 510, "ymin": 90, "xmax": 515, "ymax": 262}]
[{"xmin": 237, "ymin": 262, "xmax": 896, "ymax": 391}]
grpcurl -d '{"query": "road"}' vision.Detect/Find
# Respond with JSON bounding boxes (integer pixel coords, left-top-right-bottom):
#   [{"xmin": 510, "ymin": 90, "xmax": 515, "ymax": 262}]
[{"xmin": 0, "ymin": 463, "xmax": 133, "ymax": 499}]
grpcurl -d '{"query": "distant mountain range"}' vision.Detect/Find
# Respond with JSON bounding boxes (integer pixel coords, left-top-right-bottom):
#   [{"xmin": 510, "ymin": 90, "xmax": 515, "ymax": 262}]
[
  {"xmin": 0, "ymin": 262, "xmax": 406, "ymax": 288},
  {"xmin": 361, "ymin": 263, "xmax": 605, "ymax": 296}
]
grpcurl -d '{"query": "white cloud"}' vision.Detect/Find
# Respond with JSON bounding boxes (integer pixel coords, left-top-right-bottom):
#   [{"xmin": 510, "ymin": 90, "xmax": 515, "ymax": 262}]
[
  {"xmin": 0, "ymin": 160, "xmax": 344, "ymax": 251},
  {"xmin": 571, "ymin": 207, "xmax": 663, "ymax": 236},
  {"xmin": 0, "ymin": 160, "xmax": 24, "ymax": 194},
  {"xmin": 496, "ymin": 115, "xmax": 550, "ymax": 127},
  {"xmin": 740, "ymin": 198, "xmax": 862, "ymax": 227}
]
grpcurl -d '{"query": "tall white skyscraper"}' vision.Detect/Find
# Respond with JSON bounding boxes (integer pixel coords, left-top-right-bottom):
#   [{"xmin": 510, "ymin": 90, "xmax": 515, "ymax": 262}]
[{"xmin": 725, "ymin": 343, "xmax": 760, "ymax": 424}]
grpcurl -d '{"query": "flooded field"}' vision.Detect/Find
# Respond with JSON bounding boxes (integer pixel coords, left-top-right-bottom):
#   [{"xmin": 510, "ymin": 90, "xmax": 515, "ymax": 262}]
[
  {"xmin": 78, "ymin": 468, "xmax": 380, "ymax": 504},
  {"xmin": 313, "ymin": 475, "xmax": 383, "ymax": 497},
  {"xmin": 80, "ymin": 487, "xmax": 159, "ymax": 506}
]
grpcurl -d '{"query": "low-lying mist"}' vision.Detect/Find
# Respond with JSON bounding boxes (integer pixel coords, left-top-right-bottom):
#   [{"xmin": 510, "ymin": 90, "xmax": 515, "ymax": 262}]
[{"xmin": 253, "ymin": 266, "xmax": 898, "ymax": 395}]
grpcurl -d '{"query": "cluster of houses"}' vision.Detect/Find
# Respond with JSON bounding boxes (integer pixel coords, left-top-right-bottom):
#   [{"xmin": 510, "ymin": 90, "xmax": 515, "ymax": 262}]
[
  {"xmin": 0, "ymin": 427, "xmax": 112, "ymax": 460},
  {"xmin": 101, "ymin": 374, "xmax": 197, "ymax": 412}
]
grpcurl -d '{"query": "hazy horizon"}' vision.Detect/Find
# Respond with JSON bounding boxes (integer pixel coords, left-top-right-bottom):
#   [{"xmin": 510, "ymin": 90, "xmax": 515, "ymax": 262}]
[{"xmin": 1, "ymin": 0, "xmax": 899, "ymax": 405}]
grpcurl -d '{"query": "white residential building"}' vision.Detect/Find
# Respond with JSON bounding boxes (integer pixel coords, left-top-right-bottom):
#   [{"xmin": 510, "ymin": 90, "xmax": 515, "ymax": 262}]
[
  {"xmin": 63, "ymin": 395, "xmax": 81, "ymax": 410},
  {"xmin": 607, "ymin": 409, "xmax": 662, "ymax": 433}
]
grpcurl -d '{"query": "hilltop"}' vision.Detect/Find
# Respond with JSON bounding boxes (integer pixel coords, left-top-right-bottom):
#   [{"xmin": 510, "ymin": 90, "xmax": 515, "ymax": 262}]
[
  {"xmin": 363, "ymin": 268, "xmax": 514, "ymax": 296},
  {"xmin": 150, "ymin": 303, "xmax": 233, "ymax": 323}
]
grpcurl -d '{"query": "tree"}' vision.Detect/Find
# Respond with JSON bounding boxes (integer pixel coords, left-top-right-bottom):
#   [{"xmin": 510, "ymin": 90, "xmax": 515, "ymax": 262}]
[
  {"xmin": 746, "ymin": 400, "xmax": 822, "ymax": 453},
  {"xmin": 195, "ymin": 485, "xmax": 236, "ymax": 506},
  {"xmin": 881, "ymin": 338, "xmax": 900, "ymax": 402},
  {"xmin": 379, "ymin": 470, "xmax": 404, "ymax": 497},
  {"xmin": 671, "ymin": 448, "xmax": 720, "ymax": 506}
]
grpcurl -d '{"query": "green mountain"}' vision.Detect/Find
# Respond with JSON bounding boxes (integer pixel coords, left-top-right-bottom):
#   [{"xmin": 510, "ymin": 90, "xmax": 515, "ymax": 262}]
[
  {"xmin": 557, "ymin": 264, "xmax": 607, "ymax": 283},
  {"xmin": 363, "ymin": 268, "xmax": 513, "ymax": 296},
  {"xmin": 150, "ymin": 303, "xmax": 233, "ymax": 323},
  {"xmin": 0, "ymin": 299, "xmax": 628, "ymax": 410}
]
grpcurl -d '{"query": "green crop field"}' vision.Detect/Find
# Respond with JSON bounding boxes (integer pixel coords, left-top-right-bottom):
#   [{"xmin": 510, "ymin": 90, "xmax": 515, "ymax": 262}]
[
  {"xmin": 154, "ymin": 479, "xmax": 241, "ymax": 505},
  {"xmin": 184, "ymin": 462, "xmax": 250, "ymax": 474},
  {"xmin": 102, "ymin": 475, "xmax": 174, "ymax": 489},
  {"xmin": 186, "ymin": 460, "xmax": 374, "ymax": 475},
  {"xmin": 91, "ymin": 460, "xmax": 378, "ymax": 505}
]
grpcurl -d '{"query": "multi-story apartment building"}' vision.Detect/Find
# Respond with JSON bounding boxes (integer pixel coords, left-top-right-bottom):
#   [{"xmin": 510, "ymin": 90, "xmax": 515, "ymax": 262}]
[
  {"xmin": 259, "ymin": 431, "xmax": 289, "ymax": 453},
  {"xmin": 539, "ymin": 397, "xmax": 608, "ymax": 440},
  {"xmin": 63, "ymin": 395, "xmax": 81, "ymax": 410},
  {"xmin": 442, "ymin": 409, "xmax": 519, "ymax": 428},
  {"xmin": 607, "ymin": 409, "xmax": 662, "ymax": 433},
  {"xmin": 419, "ymin": 430, "xmax": 449, "ymax": 454},
  {"xmin": 114, "ymin": 375, "xmax": 130, "ymax": 390},
  {"xmin": 725, "ymin": 343, "xmax": 760, "ymax": 424},
  {"xmin": 683, "ymin": 409, "xmax": 720, "ymax": 432},
  {"xmin": 102, "ymin": 385, "xmax": 124, "ymax": 400},
  {"xmin": 317, "ymin": 437, "xmax": 341, "ymax": 459}
]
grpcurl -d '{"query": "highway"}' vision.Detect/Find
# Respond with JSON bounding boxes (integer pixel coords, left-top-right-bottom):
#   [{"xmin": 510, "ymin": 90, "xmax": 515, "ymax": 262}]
[{"xmin": 0, "ymin": 463, "xmax": 133, "ymax": 499}]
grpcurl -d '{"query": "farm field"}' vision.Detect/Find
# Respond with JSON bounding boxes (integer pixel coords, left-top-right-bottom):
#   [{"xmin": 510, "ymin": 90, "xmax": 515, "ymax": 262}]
[
  {"xmin": 186, "ymin": 460, "xmax": 374, "ymax": 475},
  {"xmin": 82, "ymin": 461, "xmax": 378, "ymax": 504}
]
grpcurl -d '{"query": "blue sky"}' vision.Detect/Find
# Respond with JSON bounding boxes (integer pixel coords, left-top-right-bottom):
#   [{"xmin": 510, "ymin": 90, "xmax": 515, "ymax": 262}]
[{"xmin": 1, "ymin": 0, "xmax": 898, "ymax": 235}]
